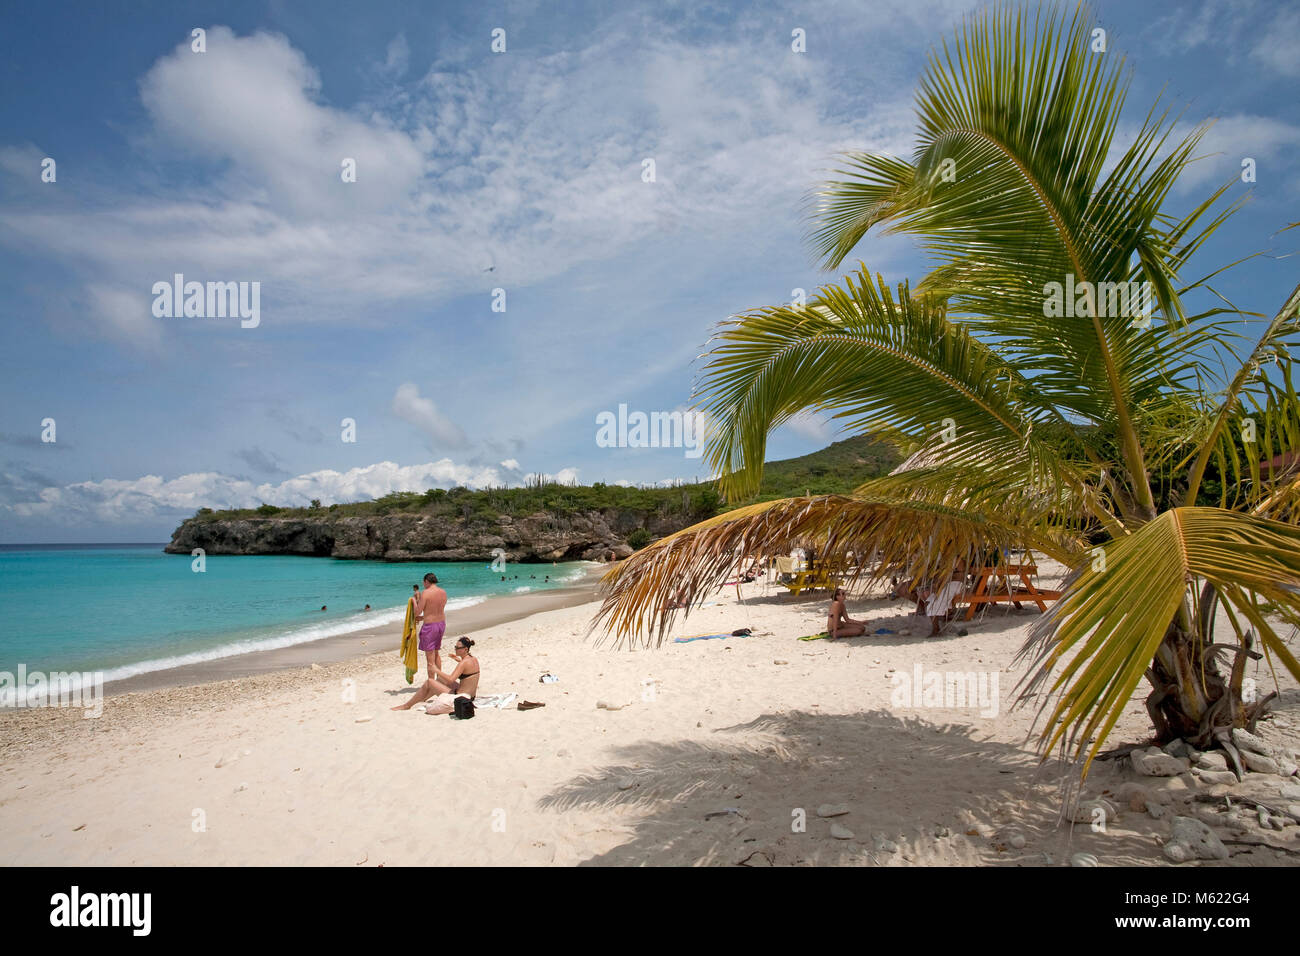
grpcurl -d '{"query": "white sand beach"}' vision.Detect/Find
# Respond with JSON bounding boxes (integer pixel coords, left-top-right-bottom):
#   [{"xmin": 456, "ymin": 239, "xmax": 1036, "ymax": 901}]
[{"xmin": 2, "ymin": 564, "xmax": 1298, "ymax": 867}]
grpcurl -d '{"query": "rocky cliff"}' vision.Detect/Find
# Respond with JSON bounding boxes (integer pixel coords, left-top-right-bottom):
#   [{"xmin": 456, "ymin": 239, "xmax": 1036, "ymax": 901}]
[{"xmin": 165, "ymin": 509, "xmax": 684, "ymax": 562}]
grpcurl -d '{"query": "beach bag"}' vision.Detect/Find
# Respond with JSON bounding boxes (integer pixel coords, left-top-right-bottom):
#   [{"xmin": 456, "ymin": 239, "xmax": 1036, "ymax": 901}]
[{"xmin": 453, "ymin": 695, "xmax": 475, "ymax": 720}]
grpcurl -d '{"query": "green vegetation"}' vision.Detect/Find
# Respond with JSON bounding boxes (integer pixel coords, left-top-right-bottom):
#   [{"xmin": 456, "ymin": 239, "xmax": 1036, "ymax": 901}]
[
  {"xmin": 596, "ymin": 4, "xmax": 1300, "ymax": 775},
  {"xmin": 187, "ymin": 436, "xmax": 899, "ymax": 527},
  {"xmin": 739, "ymin": 435, "xmax": 901, "ymax": 503}
]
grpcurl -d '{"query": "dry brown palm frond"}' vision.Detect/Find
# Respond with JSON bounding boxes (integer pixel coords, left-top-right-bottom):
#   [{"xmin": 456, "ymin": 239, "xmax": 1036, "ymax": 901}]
[{"xmin": 593, "ymin": 489, "xmax": 1085, "ymax": 647}]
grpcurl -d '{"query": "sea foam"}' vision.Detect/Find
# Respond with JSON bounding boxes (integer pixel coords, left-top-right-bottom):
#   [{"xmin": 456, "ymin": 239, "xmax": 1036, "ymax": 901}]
[{"xmin": 94, "ymin": 596, "xmax": 485, "ymax": 687}]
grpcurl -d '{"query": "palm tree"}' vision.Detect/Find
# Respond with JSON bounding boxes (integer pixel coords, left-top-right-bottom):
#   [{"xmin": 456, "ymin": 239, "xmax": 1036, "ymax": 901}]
[{"xmin": 595, "ymin": 3, "xmax": 1300, "ymax": 776}]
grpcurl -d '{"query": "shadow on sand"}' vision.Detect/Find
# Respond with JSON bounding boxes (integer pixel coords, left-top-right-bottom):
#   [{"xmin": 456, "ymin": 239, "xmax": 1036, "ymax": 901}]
[{"xmin": 538, "ymin": 708, "xmax": 1162, "ymax": 866}]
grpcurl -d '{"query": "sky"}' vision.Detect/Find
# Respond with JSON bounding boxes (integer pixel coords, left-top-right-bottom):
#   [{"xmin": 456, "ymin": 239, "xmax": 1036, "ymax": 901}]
[{"xmin": 0, "ymin": 0, "xmax": 1297, "ymax": 542}]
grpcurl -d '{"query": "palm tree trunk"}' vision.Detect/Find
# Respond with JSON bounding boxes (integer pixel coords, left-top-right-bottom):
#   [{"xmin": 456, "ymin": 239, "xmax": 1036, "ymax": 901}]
[
  {"xmin": 1145, "ymin": 619, "xmax": 1223, "ymax": 745},
  {"xmin": 1146, "ymin": 591, "xmax": 1272, "ymax": 749}
]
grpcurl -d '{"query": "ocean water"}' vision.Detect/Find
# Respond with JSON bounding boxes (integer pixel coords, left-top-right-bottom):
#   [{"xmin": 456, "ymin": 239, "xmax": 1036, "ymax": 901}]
[{"xmin": 0, "ymin": 544, "xmax": 590, "ymax": 685}]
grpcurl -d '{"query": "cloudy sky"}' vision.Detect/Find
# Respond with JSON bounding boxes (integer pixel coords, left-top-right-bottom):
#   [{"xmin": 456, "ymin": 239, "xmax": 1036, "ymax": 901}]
[{"xmin": 1, "ymin": 0, "xmax": 1297, "ymax": 541}]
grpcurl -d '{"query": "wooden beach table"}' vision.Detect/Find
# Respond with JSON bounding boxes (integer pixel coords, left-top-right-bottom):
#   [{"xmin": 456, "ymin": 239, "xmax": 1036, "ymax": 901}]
[{"xmin": 959, "ymin": 560, "xmax": 1061, "ymax": 620}]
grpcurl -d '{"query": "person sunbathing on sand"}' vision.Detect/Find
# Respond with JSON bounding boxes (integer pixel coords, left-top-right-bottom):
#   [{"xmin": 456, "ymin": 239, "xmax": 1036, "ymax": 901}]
[
  {"xmin": 663, "ymin": 582, "xmax": 693, "ymax": 610},
  {"xmin": 828, "ymin": 588, "xmax": 867, "ymax": 639},
  {"xmin": 392, "ymin": 637, "xmax": 480, "ymax": 711}
]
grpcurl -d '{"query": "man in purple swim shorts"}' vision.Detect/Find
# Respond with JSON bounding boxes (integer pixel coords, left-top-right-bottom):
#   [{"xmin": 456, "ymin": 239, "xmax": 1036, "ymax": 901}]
[
  {"xmin": 414, "ymin": 572, "xmax": 449, "ymax": 677},
  {"xmin": 418, "ymin": 620, "xmax": 446, "ymax": 651}
]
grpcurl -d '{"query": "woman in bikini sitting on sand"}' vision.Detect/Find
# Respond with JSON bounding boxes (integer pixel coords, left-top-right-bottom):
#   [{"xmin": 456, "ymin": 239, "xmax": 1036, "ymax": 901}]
[
  {"xmin": 828, "ymin": 588, "xmax": 867, "ymax": 639},
  {"xmin": 392, "ymin": 637, "xmax": 481, "ymax": 712}
]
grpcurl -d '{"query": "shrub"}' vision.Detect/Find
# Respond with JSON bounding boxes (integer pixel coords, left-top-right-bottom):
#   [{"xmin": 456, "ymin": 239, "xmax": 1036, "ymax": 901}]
[{"xmin": 627, "ymin": 528, "xmax": 652, "ymax": 550}]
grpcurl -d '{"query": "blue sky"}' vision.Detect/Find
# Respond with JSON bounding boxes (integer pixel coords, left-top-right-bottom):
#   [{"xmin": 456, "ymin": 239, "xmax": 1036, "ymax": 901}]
[{"xmin": 1, "ymin": 0, "xmax": 1297, "ymax": 542}]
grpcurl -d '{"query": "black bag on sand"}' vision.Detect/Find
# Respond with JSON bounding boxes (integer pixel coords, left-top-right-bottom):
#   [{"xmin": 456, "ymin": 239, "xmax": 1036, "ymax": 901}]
[{"xmin": 453, "ymin": 696, "xmax": 475, "ymax": 719}]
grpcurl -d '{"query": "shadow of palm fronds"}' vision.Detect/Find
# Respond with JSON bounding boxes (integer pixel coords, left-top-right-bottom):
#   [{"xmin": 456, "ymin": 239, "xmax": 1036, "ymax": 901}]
[{"xmin": 538, "ymin": 709, "xmax": 1159, "ymax": 866}]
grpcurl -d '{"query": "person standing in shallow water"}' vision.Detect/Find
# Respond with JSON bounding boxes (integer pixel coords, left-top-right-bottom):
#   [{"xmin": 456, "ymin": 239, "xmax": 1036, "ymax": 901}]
[{"xmin": 415, "ymin": 572, "xmax": 448, "ymax": 677}]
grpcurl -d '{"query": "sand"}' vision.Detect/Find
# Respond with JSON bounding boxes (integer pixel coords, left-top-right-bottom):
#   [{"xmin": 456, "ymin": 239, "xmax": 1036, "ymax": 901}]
[{"xmin": 2, "ymin": 562, "xmax": 1297, "ymax": 866}]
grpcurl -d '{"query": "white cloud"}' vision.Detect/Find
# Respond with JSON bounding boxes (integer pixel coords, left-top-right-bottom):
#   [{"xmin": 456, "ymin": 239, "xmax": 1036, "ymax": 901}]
[
  {"xmin": 499, "ymin": 458, "xmax": 520, "ymax": 470},
  {"xmin": 85, "ymin": 284, "xmax": 165, "ymax": 351},
  {"xmin": 0, "ymin": 19, "xmax": 920, "ymax": 348},
  {"xmin": 391, "ymin": 382, "xmax": 468, "ymax": 449},
  {"xmin": 0, "ymin": 143, "xmax": 48, "ymax": 181},
  {"xmin": 784, "ymin": 410, "xmax": 834, "ymax": 443},
  {"xmin": 383, "ymin": 34, "xmax": 410, "ymax": 77},
  {"xmin": 139, "ymin": 26, "xmax": 426, "ymax": 216},
  {"xmin": 1147, "ymin": 0, "xmax": 1299, "ymax": 79},
  {"xmin": 1252, "ymin": 8, "xmax": 1300, "ymax": 77},
  {"xmin": 5, "ymin": 458, "xmax": 583, "ymax": 524},
  {"xmin": 1103, "ymin": 113, "xmax": 1300, "ymax": 196},
  {"xmin": 1184, "ymin": 115, "xmax": 1300, "ymax": 191}
]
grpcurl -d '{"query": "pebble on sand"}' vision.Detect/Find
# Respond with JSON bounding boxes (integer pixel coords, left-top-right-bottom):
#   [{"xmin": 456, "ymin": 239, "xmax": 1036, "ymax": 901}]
[
  {"xmin": 1163, "ymin": 815, "xmax": 1228, "ymax": 862},
  {"xmin": 1115, "ymin": 782, "xmax": 1149, "ymax": 812},
  {"xmin": 1072, "ymin": 798, "xmax": 1117, "ymax": 824},
  {"xmin": 830, "ymin": 822, "xmax": 854, "ymax": 840},
  {"xmin": 1194, "ymin": 769, "xmax": 1238, "ymax": 786},
  {"xmin": 1231, "ymin": 727, "xmax": 1278, "ymax": 760},
  {"xmin": 817, "ymin": 804, "xmax": 851, "ymax": 818},
  {"xmin": 1194, "ymin": 751, "xmax": 1229, "ymax": 772},
  {"xmin": 1131, "ymin": 748, "xmax": 1189, "ymax": 777},
  {"xmin": 1240, "ymin": 751, "xmax": 1280, "ymax": 775}
]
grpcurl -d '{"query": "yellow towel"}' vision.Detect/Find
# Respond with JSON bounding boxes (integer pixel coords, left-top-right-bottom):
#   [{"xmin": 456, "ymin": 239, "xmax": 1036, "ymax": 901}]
[{"xmin": 399, "ymin": 597, "xmax": 419, "ymax": 684}]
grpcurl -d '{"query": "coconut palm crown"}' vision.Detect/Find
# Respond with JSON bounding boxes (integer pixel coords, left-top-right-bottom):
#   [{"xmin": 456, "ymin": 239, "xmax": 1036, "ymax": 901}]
[{"xmin": 594, "ymin": 2, "xmax": 1300, "ymax": 775}]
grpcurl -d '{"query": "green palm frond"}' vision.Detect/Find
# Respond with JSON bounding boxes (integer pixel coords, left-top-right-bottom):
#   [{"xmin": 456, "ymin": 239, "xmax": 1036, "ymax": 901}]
[
  {"xmin": 1184, "ymin": 282, "xmax": 1300, "ymax": 504},
  {"xmin": 595, "ymin": 1, "xmax": 1293, "ymax": 778},
  {"xmin": 807, "ymin": 4, "xmax": 1241, "ymax": 516},
  {"xmin": 696, "ymin": 269, "xmax": 1083, "ymax": 501},
  {"xmin": 1016, "ymin": 507, "xmax": 1300, "ymax": 771}
]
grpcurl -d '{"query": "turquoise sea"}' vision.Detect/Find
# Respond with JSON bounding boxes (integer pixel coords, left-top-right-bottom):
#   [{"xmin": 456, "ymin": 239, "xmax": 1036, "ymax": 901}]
[{"xmin": 0, "ymin": 544, "xmax": 589, "ymax": 685}]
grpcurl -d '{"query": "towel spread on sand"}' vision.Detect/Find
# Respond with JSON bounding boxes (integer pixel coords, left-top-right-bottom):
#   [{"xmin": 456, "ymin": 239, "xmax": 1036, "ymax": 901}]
[
  {"xmin": 673, "ymin": 632, "xmax": 748, "ymax": 644},
  {"xmin": 798, "ymin": 632, "xmax": 830, "ymax": 641},
  {"xmin": 399, "ymin": 597, "xmax": 419, "ymax": 684},
  {"xmin": 472, "ymin": 693, "xmax": 518, "ymax": 709}
]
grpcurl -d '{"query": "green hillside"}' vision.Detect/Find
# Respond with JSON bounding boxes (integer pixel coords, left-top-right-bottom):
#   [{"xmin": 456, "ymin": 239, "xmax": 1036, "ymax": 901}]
[
  {"xmin": 188, "ymin": 434, "xmax": 902, "ymax": 526},
  {"xmin": 746, "ymin": 435, "xmax": 903, "ymax": 502}
]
